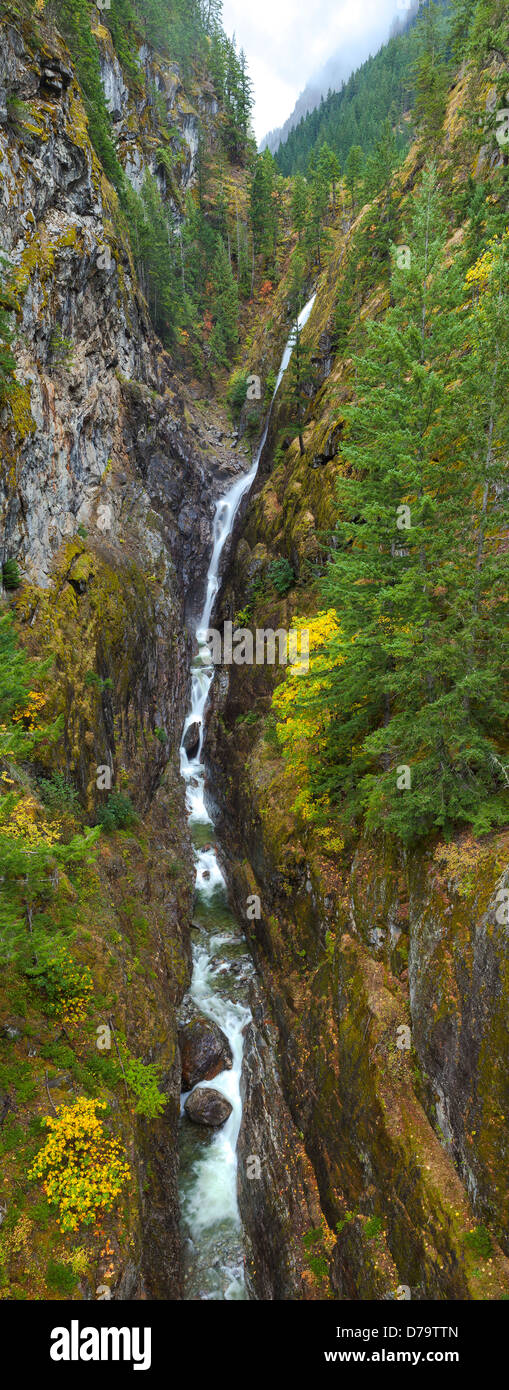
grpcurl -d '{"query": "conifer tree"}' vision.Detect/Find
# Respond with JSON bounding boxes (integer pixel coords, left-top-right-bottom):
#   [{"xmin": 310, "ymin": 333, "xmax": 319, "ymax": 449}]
[
  {"xmin": 291, "ymin": 174, "xmax": 308, "ymax": 243},
  {"xmin": 465, "ymin": 0, "xmax": 508, "ymax": 63},
  {"xmin": 305, "ymin": 161, "xmax": 331, "ymax": 269},
  {"xmin": 345, "ymin": 144, "xmax": 364, "ymax": 214},
  {"xmin": 364, "ymin": 117, "xmax": 397, "ymax": 201},
  {"xmin": 449, "ymin": 0, "xmax": 478, "ymax": 58},
  {"xmin": 200, "ymin": 0, "xmax": 223, "ymax": 34},
  {"xmin": 413, "ymin": 0, "xmax": 450, "ymax": 147},
  {"xmin": 209, "ymin": 237, "xmax": 239, "ymax": 366},
  {"xmin": 329, "ymin": 149, "xmax": 341, "ymax": 213},
  {"xmin": 125, "ymin": 174, "xmax": 182, "ymax": 346},
  {"xmin": 316, "ymin": 142, "xmax": 336, "ymax": 207},
  {"xmin": 250, "ymin": 149, "xmax": 278, "ymax": 262}
]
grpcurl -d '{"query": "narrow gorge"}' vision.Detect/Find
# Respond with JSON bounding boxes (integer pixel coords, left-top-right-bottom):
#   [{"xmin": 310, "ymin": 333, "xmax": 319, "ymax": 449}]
[{"xmin": 0, "ymin": 0, "xmax": 507, "ymax": 1316}]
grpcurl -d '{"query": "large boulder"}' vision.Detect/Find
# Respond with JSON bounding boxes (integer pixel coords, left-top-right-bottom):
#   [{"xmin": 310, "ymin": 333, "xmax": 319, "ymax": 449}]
[
  {"xmin": 183, "ymin": 720, "xmax": 201, "ymax": 756},
  {"xmin": 184, "ymin": 1086, "xmax": 232, "ymax": 1128},
  {"xmin": 179, "ymin": 1016, "xmax": 233, "ymax": 1091}
]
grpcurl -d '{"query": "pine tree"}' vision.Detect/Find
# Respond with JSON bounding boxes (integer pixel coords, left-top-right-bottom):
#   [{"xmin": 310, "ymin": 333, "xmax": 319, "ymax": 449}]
[
  {"xmin": 345, "ymin": 144, "xmax": 364, "ymax": 214},
  {"xmin": 209, "ymin": 237, "xmax": 239, "ymax": 366},
  {"xmin": 449, "ymin": 0, "xmax": 478, "ymax": 58},
  {"xmin": 125, "ymin": 174, "xmax": 183, "ymax": 346},
  {"xmin": 364, "ymin": 117, "xmax": 397, "ymax": 201},
  {"xmin": 250, "ymin": 149, "xmax": 276, "ymax": 257},
  {"xmin": 454, "ymin": 228, "xmax": 509, "ymax": 816},
  {"xmin": 413, "ymin": 0, "xmax": 450, "ymax": 147},
  {"xmin": 316, "ymin": 141, "xmax": 337, "ymax": 209},
  {"xmin": 361, "ymin": 119, "xmax": 399, "ymax": 275},
  {"xmin": 200, "ymin": 0, "xmax": 223, "ymax": 35},
  {"xmin": 237, "ymin": 48, "xmax": 254, "ymax": 151},
  {"xmin": 305, "ymin": 161, "xmax": 331, "ymax": 270},
  {"xmin": 466, "ymin": 0, "xmax": 508, "ymax": 63},
  {"xmin": 221, "ymin": 34, "xmax": 253, "ymax": 164},
  {"xmin": 291, "ymin": 174, "xmax": 308, "ymax": 243},
  {"xmin": 328, "ymin": 149, "xmax": 341, "ymax": 213}
]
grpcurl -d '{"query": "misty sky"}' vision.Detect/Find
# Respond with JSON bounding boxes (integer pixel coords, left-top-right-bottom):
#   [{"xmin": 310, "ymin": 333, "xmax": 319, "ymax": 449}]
[{"xmin": 221, "ymin": 0, "xmax": 413, "ymax": 143}]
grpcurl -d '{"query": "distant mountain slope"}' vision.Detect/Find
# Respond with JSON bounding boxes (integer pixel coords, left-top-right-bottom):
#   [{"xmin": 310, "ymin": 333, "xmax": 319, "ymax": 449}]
[
  {"xmin": 259, "ymin": 15, "xmax": 396, "ymax": 155},
  {"xmin": 273, "ymin": 0, "xmax": 450, "ymax": 174}
]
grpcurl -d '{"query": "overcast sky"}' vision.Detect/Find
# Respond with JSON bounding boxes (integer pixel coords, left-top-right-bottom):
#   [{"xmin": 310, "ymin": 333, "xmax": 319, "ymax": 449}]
[{"xmin": 221, "ymin": 0, "xmax": 413, "ymax": 143}]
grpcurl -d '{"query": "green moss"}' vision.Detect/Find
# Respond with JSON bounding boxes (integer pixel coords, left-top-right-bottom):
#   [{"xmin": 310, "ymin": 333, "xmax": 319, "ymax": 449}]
[
  {"xmin": 464, "ymin": 1225, "xmax": 493, "ymax": 1259},
  {"xmin": 46, "ymin": 1259, "xmax": 78, "ymax": 1294},
  {"xmin": 7, "ymin": 383, "xmax": 35, "ymax": 441},
  {"xmin": 364, "ymin": 1215, "xmax": 384, "ymax": 1240}
]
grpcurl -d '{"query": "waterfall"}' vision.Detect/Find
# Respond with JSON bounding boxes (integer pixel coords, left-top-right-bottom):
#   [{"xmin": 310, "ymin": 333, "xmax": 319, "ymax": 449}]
[{"xmin": 178, "ymin": 293, "xmax": 316, "ymax": 1301}]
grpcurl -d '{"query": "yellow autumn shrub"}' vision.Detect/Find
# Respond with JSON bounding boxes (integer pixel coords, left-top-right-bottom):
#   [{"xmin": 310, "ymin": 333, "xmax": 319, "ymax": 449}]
[
  {"xmin": 12, "ymin": 690, "xmax": 47, "ymax": 731},
  {"xmin": 465, "ymin": 227, "xmax": 508, "ymax": 292},
  {"xmin": 29, "ymin": 1098, "xmax": 130, "ymax": 1233},
  {"xmin": 271, "ymin": 610, "xmax": 344, "ymax": 847},
  {"xmin": 0, "ymin": 794, "xmax": 61, "ymax": 845}
]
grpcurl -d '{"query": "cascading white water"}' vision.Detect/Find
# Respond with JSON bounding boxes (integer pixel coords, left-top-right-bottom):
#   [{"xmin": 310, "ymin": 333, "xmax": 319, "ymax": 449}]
[{"xmin": 178, "ymin": 292, "xmax": 316, "ymax": 1301}]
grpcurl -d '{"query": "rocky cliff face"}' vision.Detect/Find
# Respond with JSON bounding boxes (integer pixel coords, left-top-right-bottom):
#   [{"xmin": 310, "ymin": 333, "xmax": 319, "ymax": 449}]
[
  {"xmin": 238, "ymin": 1003, "xmax": 329, "ymax": 1300},
  {"xmin": 0, "ymin": 16, "xmax": 246, "ymax": 607},
  {"xmin": 0, "ymin": 9, "xmax": 246, "ymax": 1300}
]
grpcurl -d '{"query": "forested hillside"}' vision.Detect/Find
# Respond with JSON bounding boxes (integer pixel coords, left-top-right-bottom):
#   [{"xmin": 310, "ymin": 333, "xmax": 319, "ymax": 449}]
[{"xmin": 275, "ymin": 0, "xmax": 449, "ymax": 177}]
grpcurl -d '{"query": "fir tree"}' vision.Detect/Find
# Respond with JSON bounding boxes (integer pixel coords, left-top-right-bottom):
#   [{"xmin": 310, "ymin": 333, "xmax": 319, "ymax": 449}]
[
  {"xmin": 125, "ymin": 174, "xmax": 183, "ymax": 346},
  {"xmin": 305, "ymin": 161, "xmax": 331, "ymax": 270},
  {"xmin": 345, "ymin": 144, "xmax": 364, "ymax": 214},
  {"xmin": 291, "ymin": 174, "xmax": 308, "ymax": 243},
  {"xmin": 250, "ymin": 149, "xmax": 276, "ymax": 257},
  {"xmin": 364, "ymin": 117, "xmax": 397, "ymax": 201},
  {"xmin": 209, "ymin": 237, "xmax": 239, "ymax": 366},
  {"xmin": 316, "ymin": 141, "xmax": 339, "ymax": 210},
  {"xmin": 413, "ymin": 0, "xmax": 450, "ymax": 147}
]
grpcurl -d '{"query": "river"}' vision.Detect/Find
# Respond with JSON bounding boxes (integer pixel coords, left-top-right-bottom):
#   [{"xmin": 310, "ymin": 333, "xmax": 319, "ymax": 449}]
[{"xmin": 178, "ymin": 293, "xmax": 316, "ymax": 1301}]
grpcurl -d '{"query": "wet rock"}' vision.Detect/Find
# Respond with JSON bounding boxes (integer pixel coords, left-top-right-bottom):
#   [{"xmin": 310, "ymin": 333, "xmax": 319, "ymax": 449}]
[
  {"xmin": 311, "ymin": 421, "xmax": 343, "ymax": 468},
  {"xmin": 46, "ymin": 1071, "xmax": 73, "ymax": 1090},
  {"xmin": 0, "ymin": 1090, "xmax": 15, "ymax": 1126},
  {"xmin": 232, "ymin": 539, "xmax": 268, "ymax": 596},
  {"xmin": 0, "ymin": 1015, "xmax": 24, "ymax": 1040},
  {"xmin": 179, "ymin": 1016, "xmax": 233, "ymax": 1090},
  {"xmin": 40, "ymin": 61, "xmax": 71, "ymax": 98},
  {"xmin": 237, "ymin": 1011, "xmax": 324, "ymax": 1299},
  {"xmin": 184, "ymin": 1086, "xmax": 232, "ymax": 1127},
  {"xmin": 183, "ymin": 720, "xmax": 201, "ymax": 756}
]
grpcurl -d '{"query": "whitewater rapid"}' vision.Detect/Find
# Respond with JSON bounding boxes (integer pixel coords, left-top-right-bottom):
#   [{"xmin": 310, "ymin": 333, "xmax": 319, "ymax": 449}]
[{"xmin": 178, "ymin": 293, "xmax": 316, "ymax": 1301}]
